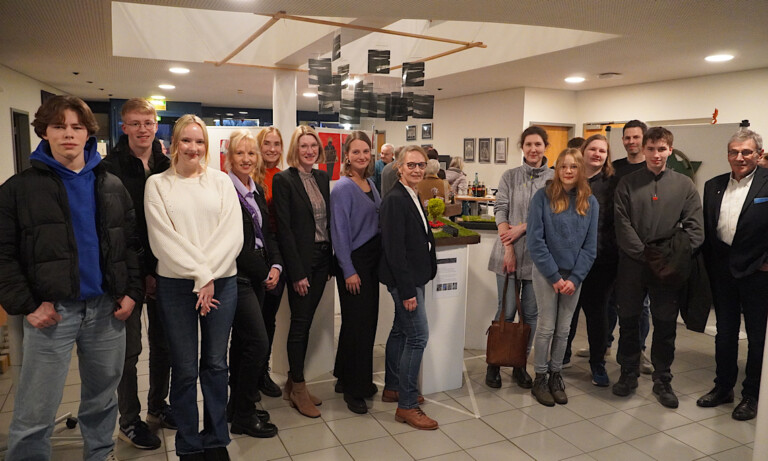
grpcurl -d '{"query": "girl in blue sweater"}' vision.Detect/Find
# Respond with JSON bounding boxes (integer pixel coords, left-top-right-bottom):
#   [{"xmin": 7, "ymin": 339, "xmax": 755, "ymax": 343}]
[{"xmin": 527, "ymin": 148, "xmax": 598, "ymax": 407}]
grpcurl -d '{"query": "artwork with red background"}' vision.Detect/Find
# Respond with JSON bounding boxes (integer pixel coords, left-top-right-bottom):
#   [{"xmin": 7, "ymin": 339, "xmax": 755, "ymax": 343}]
[
  {"xmin": 219, "ymin": 139, "xmax": 229, "ymax": 173},
  {"xmin": 316, "ymin": 132, "xmax": 348, "ymax": 180}
]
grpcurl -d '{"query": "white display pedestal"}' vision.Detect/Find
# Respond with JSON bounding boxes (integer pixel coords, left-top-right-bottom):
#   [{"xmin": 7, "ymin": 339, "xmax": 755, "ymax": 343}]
[
  {"xmin": 374, "ymin": 244, "xmax": 471, "ymax": 395},
  {"xmin": 270, "ymin": 279, "xmax": 336, "ymax": 381}
]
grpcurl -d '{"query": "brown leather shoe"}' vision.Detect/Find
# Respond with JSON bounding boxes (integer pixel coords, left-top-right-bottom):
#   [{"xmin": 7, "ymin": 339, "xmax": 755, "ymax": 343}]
[
  {"xmin": 283, "ymin": 376, "xmax": 322, "ymax": 406},
  {"xmin": 381, "ymin": 389, "xmax": 425, "ymax": 404},
  {"xmin": 289, "ymin": 381, "xmax": 321, "ymax": 418},
  {"xmin": 395, "ymin": 407, "xmax": 438, "ymax": 430}
]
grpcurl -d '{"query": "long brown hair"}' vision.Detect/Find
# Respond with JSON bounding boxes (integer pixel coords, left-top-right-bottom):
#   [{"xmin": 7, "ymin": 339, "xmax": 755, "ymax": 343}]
[{"xmin": 546, "ymin": 148, "xmax": 591, "ymax": 216}]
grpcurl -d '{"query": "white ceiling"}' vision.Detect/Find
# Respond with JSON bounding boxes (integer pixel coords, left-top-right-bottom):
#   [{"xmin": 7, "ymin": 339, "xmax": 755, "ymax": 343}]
[{"xmin": 1, "ymin": 0, "xmax": 767, "ymax": 112}]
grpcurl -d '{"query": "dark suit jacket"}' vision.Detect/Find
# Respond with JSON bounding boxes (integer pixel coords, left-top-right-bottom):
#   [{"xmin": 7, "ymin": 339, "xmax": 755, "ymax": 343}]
[
  {"xmin": 703, "ymin": 166, "xmax": 768, "ymax": 279},
  {"xmin": 272, "ymin": 167, "xmax": 332, "ymax": 282},
  {"xmin": 379, "ymin": 181, "xmax": 437, "ymax": 300},
  {"xmin": 236, "ymin": 182, "xmax": 284, "ymax": 286}
]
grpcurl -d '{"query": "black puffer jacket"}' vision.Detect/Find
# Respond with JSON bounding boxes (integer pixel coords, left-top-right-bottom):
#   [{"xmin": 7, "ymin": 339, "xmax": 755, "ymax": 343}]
[
  {"xmin": 102, "ymin": 135, "xmax": 170, "ymax": 275},
  {"xmin": 0, "ymin": 160, "xmax": 143, "ymax": 315}
]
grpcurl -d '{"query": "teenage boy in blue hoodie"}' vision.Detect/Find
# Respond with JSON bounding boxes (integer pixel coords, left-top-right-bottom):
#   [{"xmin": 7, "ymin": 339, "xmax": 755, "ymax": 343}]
[{"xmin": 0, "ymin": 95, "xmax": 142, "ymax": 460}]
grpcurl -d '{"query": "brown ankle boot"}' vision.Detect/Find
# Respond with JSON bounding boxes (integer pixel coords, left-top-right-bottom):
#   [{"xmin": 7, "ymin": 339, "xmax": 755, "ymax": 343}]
[
  {"xmin": 395, "ymin": 407, "xmax": 438, "ymax": 430},
  {"xmin": 289, "ymin": 381, "xmax": 321, "ymax": 418},
  {"xmin": 284, "ymin": 375, "xmax": 322, "ymax": 406}
]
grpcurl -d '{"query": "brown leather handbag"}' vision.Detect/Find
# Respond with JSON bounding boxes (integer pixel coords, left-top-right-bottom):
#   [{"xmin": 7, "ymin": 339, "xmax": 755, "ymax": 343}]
[{"xmin": 486, "ymin": 274, "xmax": 531, "ymax": 368}]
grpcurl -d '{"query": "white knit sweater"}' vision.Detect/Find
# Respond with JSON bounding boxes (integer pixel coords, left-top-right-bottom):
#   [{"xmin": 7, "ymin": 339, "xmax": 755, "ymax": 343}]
[{"xmin": 145, "ymin": 167, "xmax": 243, "ymax": 292}]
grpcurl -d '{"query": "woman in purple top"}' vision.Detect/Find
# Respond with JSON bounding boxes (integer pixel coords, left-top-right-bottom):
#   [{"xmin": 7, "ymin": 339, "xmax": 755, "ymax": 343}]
[{"xmin": 330, "ymin": 131, "xmax": 382, "ymax": 414}]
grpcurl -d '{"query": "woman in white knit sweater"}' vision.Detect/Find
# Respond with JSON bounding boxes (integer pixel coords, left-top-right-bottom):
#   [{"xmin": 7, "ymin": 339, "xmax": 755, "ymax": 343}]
[{"xmin": 144, "ymin": 114, "xmax": 243, "ymax": 461}]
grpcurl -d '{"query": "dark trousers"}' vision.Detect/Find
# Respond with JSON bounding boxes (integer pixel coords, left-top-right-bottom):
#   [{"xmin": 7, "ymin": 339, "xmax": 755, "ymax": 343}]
[
  {"xmin": 565, "ymin": 263, "xmax": 615, "ymax": 366},
  {"xmin": 333, "ymin": 236, "xmax": 381, "ymax": 398},
  {"xmin": 286, "ymin": 243, "xmax": 331, "ymax": 382},
  {"xmin": 230, "ymin": 279, "xmax": 269, "ymax": 417},
  {"xmin": 615, "ymin": 253, "xmax": 681, "ymax": 383},
  {"xmin": 261, "ymin": 276, "xmax": 285, "ymax": 357},
  {"xmin": 117, "ymin": 295, "xmax": 172, "ymax": 427},
  {"xmin": 710, "ymin": 265, "xmax": 768, "ymax": 398}
]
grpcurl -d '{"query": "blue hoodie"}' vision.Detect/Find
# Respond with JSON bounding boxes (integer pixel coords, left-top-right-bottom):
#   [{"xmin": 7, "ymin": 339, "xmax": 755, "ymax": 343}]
[{"xmin": 30, "ymin": 137, "xmax": 104, "ymax": 300}]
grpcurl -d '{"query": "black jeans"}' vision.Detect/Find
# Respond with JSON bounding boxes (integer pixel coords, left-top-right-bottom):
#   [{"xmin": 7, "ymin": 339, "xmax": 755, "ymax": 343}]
[
  {"xmin": 286, "ymin": 243, "xmax": 331, "ymax": 382},
  {"xmin": 565, "ymin": 262, "xmax": 615, "ymax": 366},
  {"xmin": 615, "ymin": 253, "xmax": 681, "ymax": 383},
  {"xmin": 333, "ymin": 236, "xmax": 381, "ymax": 398},
  {"xmin": 229, "ymin": 279, "xmax": 270, "ymax": 417},
  {"xmin": 117, "ymin": 296, "xmax": 172, "ymax": 427},
  {"xmin": 261, "ymin": 275, "xmax": 285, "ymax": 364},
  {"xmin": 710, "ymin": 264, "xmax": 768, "ymax": 398}
]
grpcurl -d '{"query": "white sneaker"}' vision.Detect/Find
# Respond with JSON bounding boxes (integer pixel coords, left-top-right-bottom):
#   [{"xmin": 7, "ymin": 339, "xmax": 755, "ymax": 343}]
[
  {"xmin": 575, "ymin": 348, "xmax": 590, "ymax": 358},
  {"xmin": 640, "ymin": 351, "xmax": 653, "ymax": 374}
]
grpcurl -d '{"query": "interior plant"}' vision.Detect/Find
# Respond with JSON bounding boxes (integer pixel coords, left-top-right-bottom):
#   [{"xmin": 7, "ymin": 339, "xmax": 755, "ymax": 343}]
[{"xmin": 427, "ymin": 198, "xmax": 446, "ymax": 228}]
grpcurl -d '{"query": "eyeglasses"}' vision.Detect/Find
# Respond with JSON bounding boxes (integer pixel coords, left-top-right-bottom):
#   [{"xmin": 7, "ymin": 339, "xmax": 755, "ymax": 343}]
[
  {"xmin": 727, "ymin": 149, "xmax": 756, "ymax": 157},
  {"xmin": 124, "ymin": 121, "xmax": 157, "ymax": 129},
  {"xmin": 405, "ymin": 162, "xmax": 427, "ymax": 170}
]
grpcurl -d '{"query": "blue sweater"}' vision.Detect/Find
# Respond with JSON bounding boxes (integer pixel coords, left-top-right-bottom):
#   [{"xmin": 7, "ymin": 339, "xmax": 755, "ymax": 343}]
[
  {"xmin": 30, "ymin": 138, "xmax": 105, "ymax": 299},
  {"xmin": 527, "ymin": 187, "xmax": 598, "ymax": 286},
  {"xmin": 330, "ymin": 176, "xmax": 382, "ymax": 279}
]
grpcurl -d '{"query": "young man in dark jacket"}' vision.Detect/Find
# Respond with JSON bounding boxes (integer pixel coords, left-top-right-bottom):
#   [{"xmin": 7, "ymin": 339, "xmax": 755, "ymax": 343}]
[
  {"xmin": 102, "ymin": 98, "xmax": 172, "ymax": 450},
  {"xmin": 0, "ymin": 95, "xmax": 142, "ymax": 460}
]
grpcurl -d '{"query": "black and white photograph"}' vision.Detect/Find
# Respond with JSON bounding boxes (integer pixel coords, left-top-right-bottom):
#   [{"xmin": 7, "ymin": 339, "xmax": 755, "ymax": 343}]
[
  {"xmin": 406, "ymin": 124, "xmax": 417, "ymax": 141},
  {"xmin": 463, "ymin": 138, "xmax": 475, "ymax": 162},
  {"xmin": 494, "ymin": 137, "xmax": 508, "ymax": 163},
  {"xmin": 421, "ymin": 123, "xmax": 433, "ymax": 140},
  {"xmin": 478, "ymin": 138, "xmax": 491, "ymax": 163}
]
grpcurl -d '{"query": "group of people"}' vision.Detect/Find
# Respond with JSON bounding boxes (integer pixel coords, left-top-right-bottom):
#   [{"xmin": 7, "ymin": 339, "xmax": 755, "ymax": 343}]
[
  {"xmin": 0, "ymin": 96, "xmax": 445, "ymax": 461},
  {"xmin": 485, "ymin": 121, "xmax": 768, "ymax": 424}
]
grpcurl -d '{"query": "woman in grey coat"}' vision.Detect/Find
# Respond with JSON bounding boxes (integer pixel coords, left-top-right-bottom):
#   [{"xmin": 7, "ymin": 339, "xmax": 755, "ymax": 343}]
[{"xmin": 486, "ymin": 126, "xmax": 554, "ymax": 389}]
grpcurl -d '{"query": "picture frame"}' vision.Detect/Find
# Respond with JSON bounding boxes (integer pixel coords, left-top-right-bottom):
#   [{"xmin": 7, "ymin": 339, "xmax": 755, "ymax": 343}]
[
  {"xmin": 478, "ymin": 138, "xmax": 491, "ymax": 163},
  {"xmin": 494, "ymin": 137, "xmax": 508, "ymax": 163},
  {"xmin": 406, "ymin": 125, "xmax": 416, "ymax": 141},
  {"xmin": 421, "ymin": 123, "xmax": 433, "ymax": 140},
  {"xmin": 463, "ymin": 138, "xmax": 475, "ymax": 162}
]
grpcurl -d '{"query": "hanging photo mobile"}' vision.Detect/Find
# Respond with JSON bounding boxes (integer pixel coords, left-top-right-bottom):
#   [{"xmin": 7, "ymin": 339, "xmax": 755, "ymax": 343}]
[
  {"xmin": 317, "ymin": 83, "xmax": 340, "ymax": 114},
  {"xmin": 412, "ymin": 94, "xmax": 434, "ymax": 119},
  {"xmin": 332, "ymin": 31, "xmax": 341, "ymax": 61},
  {"xmin": 308, "ymin": 58, "xmax": 332, "ymax": 86},
  {"xmin": 386, "ymin": 93, "xmax": 409, "ymax": 121},
  {"xmin": 368, "ymin": 50, "xmax": 390, "ymax": 74},
  {"xmin": 340, "ymin": 97, "xmax": 361, "ymax": 125},
  {"xmin": 337, "ymin": 64, "xmax": 350, "ymax": 88},
  {"xmin": 402, "ymin": 62, "xmax": 425, "ymax": 87}
]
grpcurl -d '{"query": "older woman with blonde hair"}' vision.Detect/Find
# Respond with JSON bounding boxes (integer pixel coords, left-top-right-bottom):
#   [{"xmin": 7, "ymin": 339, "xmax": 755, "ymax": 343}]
[
  {"xmin": 330, "ymin": 131, "xmax": 382, "ymax": 414},
  {"xmin": 145, "ymin": 114, "xmax": 242, "ymax": 460},
  {"xmin": 445, "ymin": 156, "xmax": 468, "ymax": 196},
  {"xmin": 272, "ymin": 125, "xmax": 332, "ymax": 418}
]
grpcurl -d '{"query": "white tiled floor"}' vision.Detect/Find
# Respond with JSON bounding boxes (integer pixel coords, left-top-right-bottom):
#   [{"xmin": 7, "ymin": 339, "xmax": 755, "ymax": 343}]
[{"xmin": 0, "ymin": 311, "xmax": 756, "ymax": 460}]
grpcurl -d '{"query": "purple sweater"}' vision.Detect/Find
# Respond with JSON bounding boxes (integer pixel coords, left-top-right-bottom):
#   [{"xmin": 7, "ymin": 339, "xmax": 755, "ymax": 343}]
[{"xmin": 330, "ymin": 176, "xmax": 382, "ymax": 279}]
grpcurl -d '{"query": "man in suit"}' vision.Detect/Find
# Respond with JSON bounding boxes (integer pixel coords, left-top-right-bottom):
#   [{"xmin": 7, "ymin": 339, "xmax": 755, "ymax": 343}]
[{"xmin": 696, "ymin": 129, "xmax": 768, "ymax": 421}]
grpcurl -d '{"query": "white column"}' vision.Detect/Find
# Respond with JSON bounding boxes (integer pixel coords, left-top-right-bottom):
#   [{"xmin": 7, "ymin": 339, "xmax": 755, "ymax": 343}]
[{"xmin": 272, "ymin": 71, "xmax": 297, "ymax": 146}]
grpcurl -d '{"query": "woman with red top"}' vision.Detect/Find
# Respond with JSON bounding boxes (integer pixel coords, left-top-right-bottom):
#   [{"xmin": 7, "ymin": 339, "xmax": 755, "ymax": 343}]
[{"xmin": 253, "ymin": 126, "xmax": 285, "ymax": 398}]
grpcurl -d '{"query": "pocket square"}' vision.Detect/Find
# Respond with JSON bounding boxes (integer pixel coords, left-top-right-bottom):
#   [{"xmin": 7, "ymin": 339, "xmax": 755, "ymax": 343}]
[{"xmin": 755, "ymin": 197, "xmax": 768, "ymax": 204}]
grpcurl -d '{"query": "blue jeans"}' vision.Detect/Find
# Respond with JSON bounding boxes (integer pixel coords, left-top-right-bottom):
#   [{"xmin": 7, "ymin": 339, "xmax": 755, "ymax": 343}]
[
  {"xmin": 384, "ymin": 286, "xmax": 429, "ymax": 409},
  {"xmin": 531, "ymin": 267, "xmax": 582, "ymax": 374},
  {"xmin": 157, "ymin": 276, "xmax": 236, "ymax": 456},
  {"xmin": 495, "ymin": 274, "xmax": 537, "ymax": 353},
  {"xmin": 7, "ymin": 294, "xmax": 125, "ymax": 461}
]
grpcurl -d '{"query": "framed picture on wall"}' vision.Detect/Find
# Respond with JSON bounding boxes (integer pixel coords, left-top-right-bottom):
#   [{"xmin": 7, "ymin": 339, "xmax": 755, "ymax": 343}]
[
  {"xmin": 406, "ymin": 125, "xmax": 416, "ymax": 141},
  {"xmin": 463, "ymin": 138, "xmax": 475, "ymax": 162},
  {"xmin": 494, "ymin": 137, "xmax": 508, "ymax": 163},
  {"xmin": 478, "ymin": 138, "xmax": 491, "ymax": 163},
  {"xmin": 422, "ymin": 123, "xmax": 433, "ymax": 140}
]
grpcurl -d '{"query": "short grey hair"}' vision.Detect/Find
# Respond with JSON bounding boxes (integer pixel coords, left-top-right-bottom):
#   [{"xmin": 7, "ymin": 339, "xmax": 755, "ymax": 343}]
[
  {"xmin": 381, "ymin": 143, "xmax": 394, "ymax": 152},
  {"xmin": 728, "ymin": 129, "xmax": 763, "ymax": 152},
  {"xmin": 425, "ymin": 159, "xmax": 441, "ymax": 176}
]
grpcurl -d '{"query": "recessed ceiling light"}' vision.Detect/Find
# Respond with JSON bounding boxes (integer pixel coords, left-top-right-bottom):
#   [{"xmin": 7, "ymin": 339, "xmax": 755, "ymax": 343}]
[
  {"xmin": 303, "ymin": 92, "xmax": 317, "ymax": 97},
  {"xmin": 564, "ymin": 76, "xmax": 585, "ymax": 83},
  {"xmin": 226, "ymin": 113, "xmax": 234, "ymax": 116},
  {"xmin": 239, "ymin": 111, "xmax": 248, "ymax": 114},
  {"xmin": 158, "ymin": 84, "xmax": 175, "ymax": 90},
  {"xmin": 169, "ymin": 67, "xmax": 190, "ymax": 74},
  {"xmin": 705, "ymin": 54, "xmax": 734, "ymax": 62},
  {"xmin": 150, "ymin": 95, "xmax": 165, "ymax": 100}
]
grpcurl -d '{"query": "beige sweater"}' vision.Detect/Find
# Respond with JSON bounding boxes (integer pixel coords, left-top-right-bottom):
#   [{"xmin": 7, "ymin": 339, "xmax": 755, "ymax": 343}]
[{"xmin": 145, "ymin": 168, "xmax": 243, "ymax": 292}]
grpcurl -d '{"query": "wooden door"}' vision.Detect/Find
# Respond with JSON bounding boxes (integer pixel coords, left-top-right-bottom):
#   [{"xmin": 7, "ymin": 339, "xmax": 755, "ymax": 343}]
[
  {"xmin": 583, "ymin": 122, "xmax": 624, "ymax": 139},
  {"xmin": 375, "ymin": 132, "xmax": 386, "ymax": 155},
  {"xmin": 536, "ymin": 125, "xmax": 570, "ymax": 167}
]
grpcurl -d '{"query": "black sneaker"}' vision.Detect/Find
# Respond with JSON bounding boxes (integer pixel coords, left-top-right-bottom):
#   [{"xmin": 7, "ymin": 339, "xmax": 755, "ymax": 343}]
[
  {"xmin": 652, "ymin": 381, "xmax": 679, "ymax": 408},
  {"xmin": 147, "ymin": 404, "xmax": 177, "ymax": 430},
  {"xmin": 119, "ymin": 420, "xmax": 161, "ymax": 450},
  {"xmin": 612, "ymin": 371, "xmax": 638, "ymax": 397}
]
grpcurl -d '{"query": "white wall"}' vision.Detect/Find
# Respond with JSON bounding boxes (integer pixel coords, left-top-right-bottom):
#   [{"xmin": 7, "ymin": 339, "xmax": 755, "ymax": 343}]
[{"xmin": 0, "ymin": 65, "xmax": 64, "ymax": 183}]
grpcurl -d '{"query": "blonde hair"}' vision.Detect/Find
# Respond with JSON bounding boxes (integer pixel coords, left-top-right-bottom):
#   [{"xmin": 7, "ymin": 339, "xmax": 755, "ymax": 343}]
[
  {"xmin": 449, "ymin": 156, "xmax": 464, "ymax": 170},
  {"xmin": 256, "ymin": 126, "xmax": 284, "ymax": 169},
  {"xmin": 341, "ymin": 131, "xmax": 374, "ymax": 179},
  {"xmin": 121, "ymin": 98, "xmax": 157, "ymax": 120},
  {"xmin": 170, "ymin": 114, "xmax": 209, "ymax": 170},
  {"xmin": 546, "ymin": 148, "xmax": 591, "ymax": 216},
  {"xmin": 227, "ymin": 129, "xmax": 263, "ymax": 184},
  {"xmin": 581, "ymin": 134, "xmax": 614, "ymax": 177},
  {"xmin": 395, "ymin": 145, "xmax": 428, "ymax": 169},
  {"xmin": 286, "ymin": 126, "xmax": 325, "ymax": 168}
]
